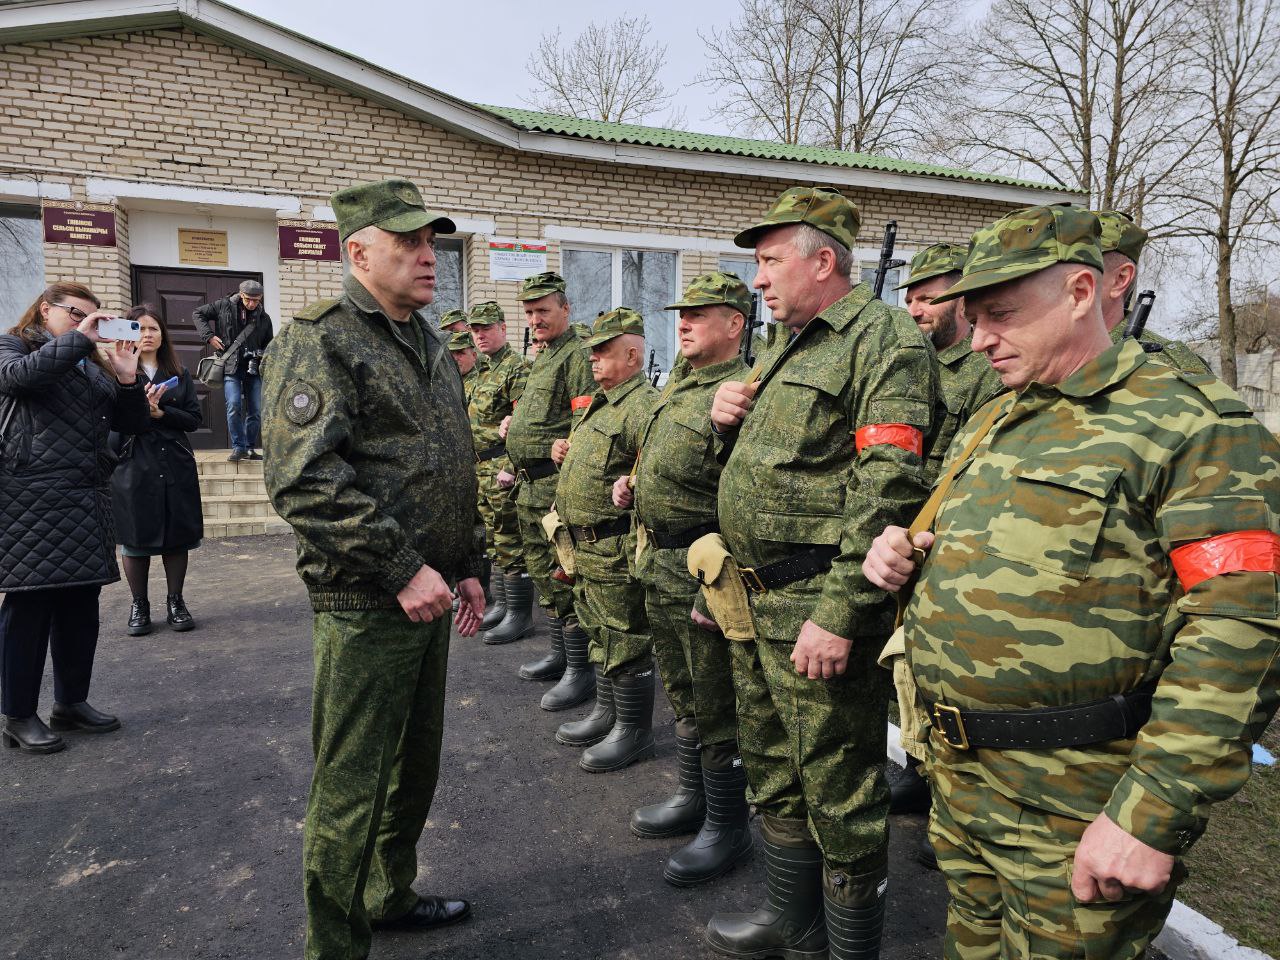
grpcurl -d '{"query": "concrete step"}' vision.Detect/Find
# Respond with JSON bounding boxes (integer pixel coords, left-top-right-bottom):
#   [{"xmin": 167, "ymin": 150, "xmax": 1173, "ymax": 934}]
[
  {"xmin": 204, "ymin": 515, "xmax": 292, "ymax": 539},
  {"xmin": 195, "ymin": 458, "xmax": 264, "ymax": 478},
  {"xmin": 199, "ymin": 476, "xmax": 268, "ymax": 498},
  {"xmin": 202, "ymin": 495, "xmax": 278, "ymax": 521}
]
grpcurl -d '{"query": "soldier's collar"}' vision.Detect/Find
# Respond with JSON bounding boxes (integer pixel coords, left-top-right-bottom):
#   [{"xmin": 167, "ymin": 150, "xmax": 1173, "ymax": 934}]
[
  {"xmin": 812, "ymin": 283, "xmax": 874, "ymax": 334},
  {"xmin": 692, "ymin": 354, "xmax": 747, "ymax": 384},
  {"xmin": 936, "ymin": 335, "xmax": 975, "ymax": 365},
  {"xmin": 544, "ymin": 326, "xmax": 578, "ymax": 354},
  {"xmin": 488, "ymin": 343, "xmax": 511, "ymax": 362},
  {"xmin": 1051, "ymin": 338, "xmax": 1147, "ymax": 398},
  {"xmin": 343, "ymin": 273, "xmax": 429, "ymax": 332},
  {"xmin": 604, "ymin": 370, "xmax": 648, "ymax": 403}
]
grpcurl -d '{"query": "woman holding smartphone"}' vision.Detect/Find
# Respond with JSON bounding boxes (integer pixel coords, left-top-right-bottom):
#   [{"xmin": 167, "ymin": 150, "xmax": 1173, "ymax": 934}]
[
  {"xmin": 0, "ymin": 282, "xmax": 149, "ymax": 753},
  {"xmin": 111, "ymin": 304, "xmax": 204, "ymax": 636}
]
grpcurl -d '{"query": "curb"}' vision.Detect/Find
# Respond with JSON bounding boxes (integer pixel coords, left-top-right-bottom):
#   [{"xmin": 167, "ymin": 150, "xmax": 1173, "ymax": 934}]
[{"xmin": 885, "ymin": 722, "xmax": 1277, "ymax": 960}]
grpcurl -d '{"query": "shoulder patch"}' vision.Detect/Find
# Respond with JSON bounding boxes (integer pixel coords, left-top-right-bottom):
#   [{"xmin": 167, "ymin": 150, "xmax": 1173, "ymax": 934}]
[
  {"xmin": 284, "ymin": 379, "xmax": 322, "ymax": 425},
  {"xmin": 1171, "ymin": 369, "xmax": 1253, "ymax": 417},
  {"xmin": 293, "ymin": 298, "xmax": 343, "ymax": 324}
]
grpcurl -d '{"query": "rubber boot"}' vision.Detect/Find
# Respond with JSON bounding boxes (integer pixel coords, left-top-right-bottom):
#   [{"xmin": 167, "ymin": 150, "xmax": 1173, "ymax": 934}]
[
  {"xmin": 540, "ymin": 619, "xmax": 594, "ymax": 711},
  {"xmin": 480, "ymin": 571, "xmax": 507, "ymax": 631},
  {"xmin": 485, "ymin": 572, "xmax": 535, "ymax": 645},
  {"xmin": 889, "ymin": 756, "xmax": 931, "ymax": 815},
  {"xmin": 579, "ymin": 659, "xmax": 656, "ymax": 772},
  {"xmin": 705, "ymin": 816, "xmax": 827, "ymax": 959},
  {"xmin": 481, "ymin": 556, "xmax": 493, "ymax": 605},
  {"xmin": 518, "ymin": 614, "xmax": 565, "ymax": 681},
  {"xmin": 631, "ymin": 718, "xmax": 705, "ymax": 838},
  {"xmin": 556, "ymin": 667, "xmax": 615, "ymax": 746},
  {"xmin": 823, "ymin": 858, "xmax": 888, "ymax": 960},
  {"xmin": 664, "ymin": 744, "xmax": 753, "ymax": 886},
  {"xmin": 915, "ymin": 835, "xmax": 938, "ymax": 871}
]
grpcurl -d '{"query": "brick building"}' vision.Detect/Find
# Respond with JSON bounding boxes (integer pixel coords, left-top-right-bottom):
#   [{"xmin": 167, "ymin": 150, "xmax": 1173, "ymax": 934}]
[{"xmin": 0, "ymin": 0, "xmax": 1075, "ymax": 449}]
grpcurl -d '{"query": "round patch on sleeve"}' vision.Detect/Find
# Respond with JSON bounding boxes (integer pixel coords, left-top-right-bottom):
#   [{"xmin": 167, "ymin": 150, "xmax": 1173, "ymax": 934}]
[{"xmin": 285, "ymin": 380, "xmax": 321, "ymax": 425}]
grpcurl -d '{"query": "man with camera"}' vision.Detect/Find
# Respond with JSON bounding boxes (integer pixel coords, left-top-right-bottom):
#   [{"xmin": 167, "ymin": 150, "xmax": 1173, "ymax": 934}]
[{"xmin": 194, "ymin": 279, "xmax": 275, "ymax": 462}]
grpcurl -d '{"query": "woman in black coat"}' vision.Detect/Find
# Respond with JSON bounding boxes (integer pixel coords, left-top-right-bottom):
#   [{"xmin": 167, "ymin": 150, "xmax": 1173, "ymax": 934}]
[
  {"xmin": 0, "ymin": 281, "xmax": 149, "ymax": 753},
  {"xmin": 111, "ymin": 304, "xmax": 204, "ymax": 635}
]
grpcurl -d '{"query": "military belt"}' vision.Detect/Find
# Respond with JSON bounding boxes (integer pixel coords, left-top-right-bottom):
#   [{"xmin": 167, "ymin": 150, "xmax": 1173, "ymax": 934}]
[
  {"xmin": 516, "ymin": 459, "xmax": 557, "ymax": 481},
  {"xmin": 923, "ymin": 684, "xmax": 1156, "ymax": 751},
  {"xmin": 476, "ymin": 443, "xmax": 507, "ymax": 462},
  {"xmin": 738, "ymin": 544, "xmax": 839, "ymax": 594},
  {"xmin": 650, "ymin": 521, "xmax": 720, "ymax": 550},
  {"xmin": 569, "ymin": 515, "xmax": 632, "ymax": 544}
]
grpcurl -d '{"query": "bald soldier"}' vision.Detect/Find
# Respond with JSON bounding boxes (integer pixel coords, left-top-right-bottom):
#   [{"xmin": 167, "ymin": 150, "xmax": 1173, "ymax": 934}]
[{"xmin": 866, "ymin": 203, "xmax": 1280, "ymax": 960}]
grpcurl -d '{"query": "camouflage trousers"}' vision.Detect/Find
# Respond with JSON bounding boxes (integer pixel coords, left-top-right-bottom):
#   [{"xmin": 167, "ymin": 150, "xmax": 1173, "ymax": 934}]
[
  {"xmin": 514, "ymin": 476, "xmax": 574, "ymax": 619},
  {"xmin": 303, "ymin": 608, "xmax": 451, "ymax": 960},
  {"xmin": 571, "ymin": 531, "xmax": 651, "ymax": 675},
  {"xmin": 477, "ymin": 461, "xmax": 524, "ymax": 573},
  {"xmin": 926, "ymin": 743, "xmax": 1183, "ymax": 960},
  {"xmin": 637, "ymin": 542, "xmax": 737, "ymax": 747}
]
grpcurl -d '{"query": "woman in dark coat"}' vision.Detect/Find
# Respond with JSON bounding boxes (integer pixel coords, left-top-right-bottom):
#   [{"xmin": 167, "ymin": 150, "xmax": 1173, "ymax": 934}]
[
  {"xmin": 0, "ymin": 281, "xmax": 149, "ymax": 753},
  {"xmin": 111, "ymin": 304, "xmax": 204, "ymax": 635}
]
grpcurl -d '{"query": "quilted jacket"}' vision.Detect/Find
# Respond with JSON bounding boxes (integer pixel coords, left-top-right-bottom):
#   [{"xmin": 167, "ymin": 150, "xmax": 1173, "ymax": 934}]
[{"xmin": 0, "ymin": 330, "xmax": 150, "ymax": 591}]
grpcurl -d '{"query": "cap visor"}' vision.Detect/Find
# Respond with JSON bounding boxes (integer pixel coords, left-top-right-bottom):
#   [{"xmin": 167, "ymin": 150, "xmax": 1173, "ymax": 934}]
[
  {"xmin": 930, "ymin": 263, "xmax": 1043, "ymax": 303},
  {"xmin": 375, "ymin": 210, "xmax": 456, "ymax": 235},
  {"xmin": 583, "ymin": 332, "xmax": 622, "ymax": 349}
]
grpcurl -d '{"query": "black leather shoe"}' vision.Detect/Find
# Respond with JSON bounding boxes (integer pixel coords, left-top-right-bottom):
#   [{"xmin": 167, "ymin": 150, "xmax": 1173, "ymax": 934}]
[
  {"xmin": 2, "ymin": 715, "xmax": 65, "ymax": 753},
  {"xmin": 48, "ymin": 701, "xmax": 121, "ymax": 734},
  {"xmin": 247, "ymin": 450, "xmax": 263, "ymax": 461},
  {"xmin": 227, "ymin": 449, "xmax": 245, "ymax": 463},
  {"xmin": 167, "ymin": 594, "xmax": 195, "ymax": 632},
  {"xmin": 370, "ymin": 895, "xmax": 471, "ymax": 932},
  {"xmin": 128, "ymin": 598, "xmax": 152, "ymax": 636}
]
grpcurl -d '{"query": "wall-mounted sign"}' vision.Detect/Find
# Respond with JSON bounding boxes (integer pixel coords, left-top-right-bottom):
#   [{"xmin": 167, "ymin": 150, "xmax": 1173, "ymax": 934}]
[
  {"xmin": 279, "ymin": 221, "xmax": 340, "ymax": 262},
  {"xmin": 42, "ymin": 202, "xmax": 117, "ymax": 247},
  {"xmin": 178, "ymin": 228, "xmax": 228, "ymax": 267},
  {"xmin": 489, "ymin": 238, "xmax": 548, "ymax": 281}
]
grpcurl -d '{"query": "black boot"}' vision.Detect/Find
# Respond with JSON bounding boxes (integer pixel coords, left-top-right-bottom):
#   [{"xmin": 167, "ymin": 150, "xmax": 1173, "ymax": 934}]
[
  {"xmin": 128, "ymin": 598, "xmax": 152, "ymax": 637},
  {"xmin": 705, "ymin": 817, "xmax": 827, "ymax": 959},
  {"xmin": 48, "ymin": 701, "xmax": 121, "ymax": 734},
  {"xmin": 823, "ymin": 859, "xmax": 888, "ymax": 960},
  {"xmin": 556, "ymin": 668, "xmax": 615, "ymax": 746},
  {"xmin": 915, "ymin": 835, "xmax": 939, "ymax": 871},
  {"xmin": 579, "ymin": 659, "xmax": 655, "ymax": 772},
  {"xmin": 631, "ymin": 719, "xmax": 705, "ymax": 838},
  {"xmin": 541, "ymin": 619, "xmax": 594, "ymax": 711},
  {"xmin": 481, "ymin": 557, "xmax": 493, "ymax": 606},
  {"xmin": 166, "ymin": 594, "xmax": 194, "ymax": 632},
  {"xmin": 480, "ymin": 571, "xmax": 507, "ymax": 630},
  {"xmin": 486, "ymin": 573, "xmax": 536, "ymax": 645},
  {"xmin": 889, "ymin": 756, "xmax": 931, "ymax": 815},
  {"xmin": 664, "ymin": 746, "xmax": 753, "ymax": 886},
  {"xmin": 2, "ymin": 715, "xmax": 65, "ymax": 754},
  {"xmin": 518, "ymin": 614, "xmax": 565, "ymax": 681}
]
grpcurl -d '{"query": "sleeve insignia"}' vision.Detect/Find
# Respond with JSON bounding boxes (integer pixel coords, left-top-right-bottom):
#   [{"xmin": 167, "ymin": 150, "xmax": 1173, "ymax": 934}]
[{"xmin": 285, "ymin": 380, "xmax": 321, "ymax": 425}]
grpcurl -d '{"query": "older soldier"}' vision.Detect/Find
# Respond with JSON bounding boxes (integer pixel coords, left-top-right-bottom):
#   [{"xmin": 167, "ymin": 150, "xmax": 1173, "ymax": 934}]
[
  {"xmin": 468, "ymin": 301, "xmax": 534, "ymax": 643},
  {"xmin": 865, "ymin": 203, "xmax": 1280, "ymax": 960},
  {"xmin": 553, "ymin": 308, "xmax": 659, "ymax": 769},
  {"xmin": 707, "ymin": 187, "xmax": 938, "ymax": 959},
  {"xmin": 615, "ymin": 273, "xmax": 754, "ymax": 885},
  {"xmin": 262, "ymin": 178, "xmax": 483, "ymax": 960},
  {"xmin": 436, "ymin": 308, "xmax": 470, "ymax": 333},
  {"xmin": 503, "ymin": 272, "xmax": 596, "ymax": 690}
]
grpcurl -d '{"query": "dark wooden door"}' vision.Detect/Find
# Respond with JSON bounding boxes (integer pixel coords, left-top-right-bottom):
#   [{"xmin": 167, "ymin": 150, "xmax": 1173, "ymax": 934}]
[{"xmin": 131, "ymin": 265, "xmax": 264, "ymax": 450}]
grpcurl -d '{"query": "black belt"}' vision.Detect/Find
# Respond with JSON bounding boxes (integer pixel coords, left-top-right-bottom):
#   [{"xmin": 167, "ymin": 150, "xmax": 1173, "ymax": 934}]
[
  {"xmin": 476, "ymin": 444, "xmax": 507, "ymax": 462},
  {"xmin": 516, "ymin": 459, "xmax": 557, "ymax": 481},
  {"xmin": 739, "ymin": 544, "xmax": 839, "ymax": 593},
  {"xmin": 924, "ymin": 685, "xmax": 1156, "ymax": 751},
  {"xmin": 569, "ymin": 515, "xmax": 632, "ymax": 544},
  {"xmin": 649, "ymin": 521, "xmax": 719, "ymax": 550}
]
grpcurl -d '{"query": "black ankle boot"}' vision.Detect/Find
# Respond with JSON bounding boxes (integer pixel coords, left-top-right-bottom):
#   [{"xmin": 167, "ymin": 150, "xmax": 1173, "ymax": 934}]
[
  {"xmin": 486, "ymin": 573, "xmax": 536, "ymax": 645},
  {"xmin": 824, "ymin": 859, "xmax": 888, "ymax": 960},
  {"xmin": 889, "ymin": 756, "xmax": 931, "ymax": 815},
  {"xmin": 631, "ymin": 723, "xmax": 705, "ymax": 838},
  {"xmin": 166, "ymin": 594, "xmax": 194, "ymax": 632},
  {"xmin": 128, "ymin": 597, "xmax": 152, "ymax": 636},
  {"xmin": 556, "ymin": 668, "xmax": 615, "ymax": 746},
  {"xmin": 519, "ymin": 614, "xmax": 565, "ymax": 680},
  {"xmin": 480, "ymin": 571, "xmax": 507, "ymax": 630},
  {"xmin": 579, "ymin": 659, "xmax": 655, "ymax": 772},
  {"xmin": 664, "ymin": 749, "xmax": 753, "ymax": 886},
  {"xmin": 48, "ymin": 701, "xmax": 121, "ymax": 734},
  {"xmin": 2, "ymin": 715, "xmax": 65, "ymax": 753},
  {"xmin": 916, "ymin": 835, "xmax": 939, "ymax": 871},
  {"xmin": 541, "ymin": 619, "xmax": 594, "ymax": 711}
]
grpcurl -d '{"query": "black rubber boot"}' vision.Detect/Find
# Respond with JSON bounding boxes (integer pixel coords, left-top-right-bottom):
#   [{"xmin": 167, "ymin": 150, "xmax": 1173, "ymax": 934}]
[
  {"xmin": 556, "ymin": 668, "xmax": 615, "ymax": 746},
  {"xmin": 664, "ymin": 744, "xmax": 753, "ymax": 886},
  {"xmin": 889, "ymin": 756, "xmax": 931, "ymax": 815},
  {"xmin": 631, "ymin": 718, "xmax": 705, "ymax": 838},
  {"xmin": 481, "ymin": 557, "xmax": 493, "ymax": 605},
  {"xmin": 579, "ymin": 659, "xmax": 656, "ymax": 772},
  {"xmin": 823, "ymin": 858, "xmax": 888, "ymax": 960},
  {"xmin": 518, "ymin": 614, "xmax": 565, "ymax": 681},
  {"xmin": 705, "ymin": 816, "xmax": 827, "ymax": 959},
  {"xmin": 480, "ymin": 571, "xmax": 507, "ymax": 630},
  {"xmin": 915, "ymin": 835, "xmax": 938, "ymax": 871},
  {"xmin": 2, "ymin": 715, "xmax": 65, "ymax": 754},
  {"xmin": 485, "ymin": 572, "xmax": 536, "ymax": 645},
  {"xmin": 541, "ymin": 619, "xmax": 594, "ymax": 711},
  {"xmin": 127, "ymin": 598, "xmax": 152, "ymax": 637}
]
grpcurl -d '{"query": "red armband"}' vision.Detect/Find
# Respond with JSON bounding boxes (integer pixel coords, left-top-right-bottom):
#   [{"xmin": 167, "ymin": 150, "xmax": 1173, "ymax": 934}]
[
  {"xmin": 1169, "ymin": 530, "xmax": 1280, "ymax": 590},
  {"xmin": 854, "ymin": 423, "xmax": 923, "ymax": 457},
  {"xmin": 571, "ymin": 395, "xmax": 593, "ymax": 411}
]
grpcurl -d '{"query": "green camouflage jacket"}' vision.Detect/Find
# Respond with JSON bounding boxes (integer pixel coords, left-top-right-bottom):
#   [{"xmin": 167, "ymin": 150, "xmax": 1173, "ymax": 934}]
[
  {"xmin": 927, "ymin": 336, "xmax": 1006, "ymax": 482},
  {"xmin": 635, "ymin": 355, "xmax": 748, "ymax": 534},
  {"xmin": 906, "ymin": 339, "xmax": 1280, "ymax": 854},
  {"xmin": 461, "ymin": 364, "xmax": 480, "ymax": 407},
  {"xmin": 262, "ymin": 273, "xmax": 480, "ymax": 610},
  {"xmin": 557, "ymin": 371, "xmax": 657, "ymax": 529},
  {"xmin": 1109, "ymin": 322, "xmax": 1211, "ymax": 374},
  {"xmin": 717, "ymin": 284, "xmax": 938, "ymax": 640}
]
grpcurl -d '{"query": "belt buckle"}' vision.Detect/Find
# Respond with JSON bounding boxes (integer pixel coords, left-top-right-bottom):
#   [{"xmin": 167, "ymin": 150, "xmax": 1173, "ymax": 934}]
[
  {"xmin": 739, "ymin": 567, "xmax": 767, "ymax": 594},
  {"xmin": 580, "ymin": 526, "xmax": 598, "ymax": 544},
  {"xmin": 516, "ymin": 468, "xmax": 529, "ymax": 482},
  {"xmin": 932, "ymin": 703, "xmax": 970, "ymax": 750}
]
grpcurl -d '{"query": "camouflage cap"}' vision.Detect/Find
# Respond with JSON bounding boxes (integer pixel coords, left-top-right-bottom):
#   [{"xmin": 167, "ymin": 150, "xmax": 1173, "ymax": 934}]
[
  {"xmin": 932, "ymin": 204, "xmax": 1104, "ymax": 303},
  {"xmin": 1094, "ymin": 209, "xmax": 1148, "ymax": 265},
  {"xmin": 895, "ymin": 242, "xmax": 969, "ymax": 290},
  {"xmin": 438, "ymin": 309, "xmax": 469, "ymax": 329},
  {"xmin": 583, "ymin": 307, "xmax": 646, "ymax": 349},
  {"xmin": 447, "ymin": 330, "xmax": 476, "ymax": 352},
  {"xmin": 734, "ymin": 186, "xmax": 861, "ymax": 251},
  {"xmin": 665, "ymin": 272, "xmax": 753, "ymax": 316},
  {"xmin": 468, "ymin": 301, "xmax": 504, "ymax": 326},
  {"xmin": 516, "ymin": 271, "xmax": 567, "ymax": 302},
  {"xmin": 330, "ymin": 177, "xmax": 456, "ymax": 242}
]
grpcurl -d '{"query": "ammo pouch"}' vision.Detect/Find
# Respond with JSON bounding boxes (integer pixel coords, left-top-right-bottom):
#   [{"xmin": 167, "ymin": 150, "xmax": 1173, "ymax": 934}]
[
  {"xmin": 878, "ymin": 626, "xmax": 928, "ymax": 763},
  {"xmin": 541, "ymin": 507, "xmax": 576, "ymax": 578},
  {"xmin": 686, "ymin": 533, "xmax": 756, "ymax": 642}
]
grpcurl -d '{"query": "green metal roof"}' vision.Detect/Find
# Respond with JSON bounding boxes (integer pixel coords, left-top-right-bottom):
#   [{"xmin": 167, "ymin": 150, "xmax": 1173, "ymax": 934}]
[{"xmin": 479, "ymin": 105, "xmax": 1077, "ymax": 194}]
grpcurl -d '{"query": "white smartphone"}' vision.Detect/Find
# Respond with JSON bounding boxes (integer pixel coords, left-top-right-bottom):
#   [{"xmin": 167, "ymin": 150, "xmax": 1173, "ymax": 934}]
[{"xmin": 98, "ymin": 316, "xmax": 143, "ymax": 341}]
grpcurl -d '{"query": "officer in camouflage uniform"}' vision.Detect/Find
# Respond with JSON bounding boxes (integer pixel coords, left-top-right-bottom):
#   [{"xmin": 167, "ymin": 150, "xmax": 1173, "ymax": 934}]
[
  {"xmin": 618, "ymin": 273, "xmax": 754, "ymax": 886},
  {"xmin": 437, "ymin": 308, "xmax": 468, "ymax": 333},
  {"xmin": 708, "ymin": 186, "xmax": 938, "ymax": 959},
  {"xmin": 262, "ymin": 178, "xmax": 483, "ymax": 960},
  {"xmin": 865, "ymin": 203, "xmax": 1280, "ymax": 960},
  {"xmin": 448, "ymin": 329, "xmax": 479, "ymax": 398},
  {"xmin": 504, "ymin": 272, "xmax": 596, "ymax": 688},
  {"xmin": 467, "ymin": 301, "xmax": 534, "ymax": 644},
  {"xmin": 553, "ymin": 308, "xmax": 659, "ymax": 770}
]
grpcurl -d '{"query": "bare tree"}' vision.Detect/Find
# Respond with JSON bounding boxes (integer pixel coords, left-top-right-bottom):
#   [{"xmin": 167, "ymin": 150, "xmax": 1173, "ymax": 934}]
[{"xmin": 525, "ymin": 16, "xmax": 677, "ymax": 125}]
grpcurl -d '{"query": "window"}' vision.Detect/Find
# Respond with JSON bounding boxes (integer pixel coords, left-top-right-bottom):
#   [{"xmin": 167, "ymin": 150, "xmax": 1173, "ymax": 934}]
[
  {"xmin": 422, "ymin": 236, "xmax": 465, "ymax": 323},
  {"xmin": 0, "ymin": 204, "xmax": 44, "ymax": 322},
  {"xmin": 562, "ymin": 246, "xmax": 679, "ymax": 375}
]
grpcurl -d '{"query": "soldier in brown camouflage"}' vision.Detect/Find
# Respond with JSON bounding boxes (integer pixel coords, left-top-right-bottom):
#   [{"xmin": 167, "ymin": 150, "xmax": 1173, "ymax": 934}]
[{"xmin": 866, "ymin": 202, "xmax": 1280, "ymax": 960}]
